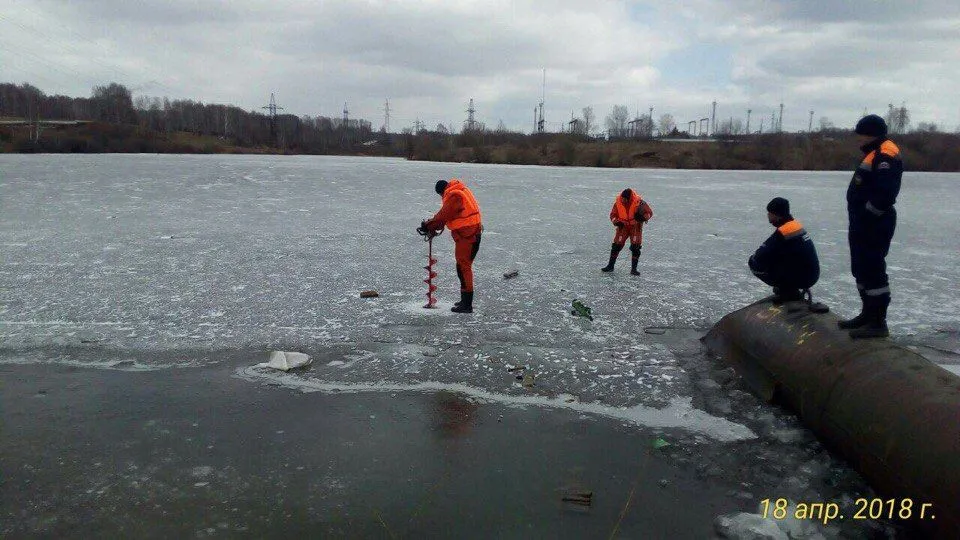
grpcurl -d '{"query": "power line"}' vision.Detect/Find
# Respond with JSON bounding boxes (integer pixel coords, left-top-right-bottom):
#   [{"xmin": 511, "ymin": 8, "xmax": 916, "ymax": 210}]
[
  {"xmin": 261, "ymin": 93, "xmax": 283, "ymax": 145},
  {"xmin": 382, "ymin": 98, "xmax": 390, "ymax": 132},
  {"xmin": 465, "ymin": 98, "xmax": 476, "ymax": 131},
  {"xmin": 0, "ymin": 12, "xmax": 179, "ymax": 96},
  {"xmin": 536, "ymin": 69, "xmax": 545, "ymax": 134}
]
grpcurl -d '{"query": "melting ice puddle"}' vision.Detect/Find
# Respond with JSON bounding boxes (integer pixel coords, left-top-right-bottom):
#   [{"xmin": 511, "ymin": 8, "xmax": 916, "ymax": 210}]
[{"xmin": 237, "ymin": 366, "xmax": 756, "ymax": 442}]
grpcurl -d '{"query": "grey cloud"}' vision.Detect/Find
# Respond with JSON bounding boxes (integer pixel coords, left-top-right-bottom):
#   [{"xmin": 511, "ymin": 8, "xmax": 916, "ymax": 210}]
[
  {"xmin": 4, "ymin": 0, "xmax": 957, "ymax": 132},
  {"xmin": 42, "ymin": 0, "xmax": 245, "ymax": 27}
]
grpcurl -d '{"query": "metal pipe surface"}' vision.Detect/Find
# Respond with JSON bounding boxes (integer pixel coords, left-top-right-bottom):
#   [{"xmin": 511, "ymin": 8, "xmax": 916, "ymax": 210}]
[{"xmin": 703, "ymin": 300, "xmax": 960, "ymax": 538}]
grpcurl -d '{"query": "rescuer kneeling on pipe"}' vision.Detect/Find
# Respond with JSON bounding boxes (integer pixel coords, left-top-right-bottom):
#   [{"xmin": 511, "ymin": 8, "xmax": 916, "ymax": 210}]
[{"xmin": 748, "ymin": 197, "xmax": 821, "ymax": 306}]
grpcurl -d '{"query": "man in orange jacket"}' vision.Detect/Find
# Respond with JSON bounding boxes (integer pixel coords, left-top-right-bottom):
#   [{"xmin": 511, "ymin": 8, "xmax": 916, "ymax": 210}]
[
  {"xmin": 601, "ymin": 188, "xmax": 653, "ymax": 275},
  {"xmin": 419, "ymin": 179, "xmax": 483, "ymax": 313}
]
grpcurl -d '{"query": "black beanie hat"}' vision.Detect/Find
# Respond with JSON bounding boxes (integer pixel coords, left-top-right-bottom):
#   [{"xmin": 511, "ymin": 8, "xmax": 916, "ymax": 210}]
[
  {"xmin": 855, "ymin": 114, "xmax": 887, "ymax": 138},
  {"xmin": 621, "ymin": 188, "xmax": 632, "ymax": 198},
  {"xmin": 435, "ymin": 180, "xmax": 448, "ymax": 194},
  {"xmin": 766, "ymin": 197, "xmax": 790, "ymax": 217}
]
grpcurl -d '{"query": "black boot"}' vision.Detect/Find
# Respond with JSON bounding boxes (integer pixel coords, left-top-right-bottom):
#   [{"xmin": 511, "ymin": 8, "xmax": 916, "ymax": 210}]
[
  {"xmin": 630, "ymin": 256, "xmax": 640, "ymax": 276},
  {"xmin": 771, "ymin": 288, "xmax": 801, "ymax": 305},
  {"xmin": 849, "ymin": 304, "xmax": 888, "ymax": 339},
  {"xmin": 451, "ymin": 291, "xmax": 473, "ymax": 313},
  {"xmin": 803, "ymin": 289, "xmax": 830, "ymax": 314},
  {"xmin": 601, "ymin": 244, "xmax": 621, "ymax": 272},
  {"xmin": 838, "ymin": 291, "xmax": 869, "ymax": 329}
]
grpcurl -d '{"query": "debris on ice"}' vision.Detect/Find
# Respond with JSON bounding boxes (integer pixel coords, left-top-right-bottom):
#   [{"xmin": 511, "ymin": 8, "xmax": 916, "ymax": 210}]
[{"xmin": 260, "ymin": 351, "xmax": 312, "ymax": 371}]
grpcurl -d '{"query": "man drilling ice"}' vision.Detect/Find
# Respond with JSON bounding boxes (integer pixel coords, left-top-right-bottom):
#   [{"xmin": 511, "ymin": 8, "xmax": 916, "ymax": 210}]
[{"xmin": 418, "ymin": 179, "xmax": 483, "ymax": 313}]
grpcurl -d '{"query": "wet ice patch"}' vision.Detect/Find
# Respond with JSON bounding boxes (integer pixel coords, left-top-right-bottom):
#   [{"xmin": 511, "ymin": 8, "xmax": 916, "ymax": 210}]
[
  {"xmin": 0, "ymin": 354, "xmax": 160, "ymax": 371},
  {"xmin": 237, "ymin": 366, "xmax": 755, "ymax": 442}
]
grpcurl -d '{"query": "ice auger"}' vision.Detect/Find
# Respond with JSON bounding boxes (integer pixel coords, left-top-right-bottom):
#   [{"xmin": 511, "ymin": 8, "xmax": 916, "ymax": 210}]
[{"xmin": 417, "ymin": 223, "xmax": 443, "ymax": 309}]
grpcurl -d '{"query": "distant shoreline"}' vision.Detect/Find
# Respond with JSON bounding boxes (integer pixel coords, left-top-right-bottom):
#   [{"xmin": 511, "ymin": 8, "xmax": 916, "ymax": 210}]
[{"xmin": 3, "ymin": 120, "xmax": 958, "ymax": 172}]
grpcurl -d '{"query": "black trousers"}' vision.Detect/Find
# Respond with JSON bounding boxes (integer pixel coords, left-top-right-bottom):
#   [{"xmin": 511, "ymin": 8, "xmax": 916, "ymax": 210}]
[
  {"xmin": 753, "ymin": 269, "xmax": 815, "ymax": 293},
  {"xmin": 849, "ymin": 210, "xmax": 896, "ymax": 308}
]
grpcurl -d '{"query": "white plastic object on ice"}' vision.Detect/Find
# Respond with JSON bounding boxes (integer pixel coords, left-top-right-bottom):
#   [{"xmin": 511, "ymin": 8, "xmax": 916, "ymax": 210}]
[{"xmin": 260, "ymin": 351, "xmax": 312, "ymax": 371}]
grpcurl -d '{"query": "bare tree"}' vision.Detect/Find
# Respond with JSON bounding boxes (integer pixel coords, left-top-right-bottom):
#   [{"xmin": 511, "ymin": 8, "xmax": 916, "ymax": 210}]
[
  {"xmin": 605, "ymin": 105, "xmax": 630, "ymax": 139},
  {"xmin": 658, "ymin": 114, "xmax": 675, "ymax": 137},
  {"xmin": 915, "ymin": 122, "xmax": 937, "ymax": 133},
  {"xmin": 582, "ymin": 106, "xmax": 595, "ymax": 135},
  {"xmin": 818, "ymin": 116, "xmax": 834, "ymax": 131},
  {"xmin": 716, "ymin": 118, "xmax": 744, "ymax": 135},
  {"xmin": 91, "ymin": 83, "xmax": 136, "ymax": 124},
  {"xmin": 886, "ymin": 103, "xmax": 910, "ymax": 134}
]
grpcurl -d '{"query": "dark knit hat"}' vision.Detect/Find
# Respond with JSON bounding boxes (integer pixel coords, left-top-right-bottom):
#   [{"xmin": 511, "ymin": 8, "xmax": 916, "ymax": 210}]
[
  {"xmin": 855, "ymin": 114, "xmax": 887, "ymax": 138},
  {"xmin": 620, "ymin": 188, "xmax": 632, "ymax": 199},
  {"xmin": 766, "ymin": 197, "xmax": 790, "ymax": 217},
  {"xmin": 434, "ymin": 180, "xmax": 448, "ymax": 194}
]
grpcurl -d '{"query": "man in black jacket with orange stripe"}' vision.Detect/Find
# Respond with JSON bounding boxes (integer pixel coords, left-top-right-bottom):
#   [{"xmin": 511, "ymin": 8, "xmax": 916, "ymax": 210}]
[
  {"xmin": 838, "ymin": 115, "xmax": 902, "ymax": 338},
  {"xmin": 749, "ymin": 197, "xmax": 820, "ymax": 303}
]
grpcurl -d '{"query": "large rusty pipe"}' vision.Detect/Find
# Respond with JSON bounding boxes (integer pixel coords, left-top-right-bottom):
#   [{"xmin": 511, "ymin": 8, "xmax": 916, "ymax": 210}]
[{"xmin": 703, "ymin": 300, "xmax": 960, "ymax": 538}]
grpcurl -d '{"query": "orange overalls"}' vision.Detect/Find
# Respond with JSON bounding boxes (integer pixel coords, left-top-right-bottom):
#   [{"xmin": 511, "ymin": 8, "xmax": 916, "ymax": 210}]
[
  {"xmin": 425, "ymin": 179, "xmax": 483, "ymax": 292},
  {"xmin": 610, "ymin": 190, "xmax": 653, "ymax": 248}
]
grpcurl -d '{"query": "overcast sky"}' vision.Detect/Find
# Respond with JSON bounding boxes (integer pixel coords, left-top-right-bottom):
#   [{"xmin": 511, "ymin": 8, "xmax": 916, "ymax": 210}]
[{"xmin": 2, "ymin": 0, "xmax": 958, "ymax": 133}]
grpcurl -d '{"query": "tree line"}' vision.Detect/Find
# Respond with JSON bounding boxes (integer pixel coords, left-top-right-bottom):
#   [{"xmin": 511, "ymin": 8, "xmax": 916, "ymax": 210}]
[
  {"xmin": 0, "ymin": 82, "xmax": 376, "ymax": 153},
  {"xmin": 2, "ymin": 81, "xmax": 957, "ymax": 171}
]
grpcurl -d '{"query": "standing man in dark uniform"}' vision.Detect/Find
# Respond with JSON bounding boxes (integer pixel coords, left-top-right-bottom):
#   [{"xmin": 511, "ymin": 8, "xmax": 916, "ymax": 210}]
[
  {"xmin": 839, "ymin": 115, "xmax": 903, "ymax": 338},
  {"xmin": 748, "ymin": 197, "xmax": 820, "ymax": 304}
]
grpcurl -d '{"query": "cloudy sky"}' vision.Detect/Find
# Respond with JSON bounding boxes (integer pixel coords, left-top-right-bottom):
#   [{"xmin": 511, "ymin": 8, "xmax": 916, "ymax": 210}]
[{"xmin": 2, "ymin": 0, "xmax": 958, "ymax": 133}]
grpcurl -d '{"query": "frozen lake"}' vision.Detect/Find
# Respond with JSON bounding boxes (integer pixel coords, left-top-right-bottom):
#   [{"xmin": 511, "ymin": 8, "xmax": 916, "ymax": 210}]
[
  {"xmin": 4, "ymin": 154, "xmax": 959, "ymax": 536},
  {"xmin": 2, "ymin": 154, "xmax": 959, "ymax": 402}
]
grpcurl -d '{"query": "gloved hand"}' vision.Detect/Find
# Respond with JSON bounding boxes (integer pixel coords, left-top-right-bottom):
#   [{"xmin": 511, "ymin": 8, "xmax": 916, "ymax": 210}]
[{"xmin": 614, "ymin": 220, "xmax": 624, "ymax": 228}]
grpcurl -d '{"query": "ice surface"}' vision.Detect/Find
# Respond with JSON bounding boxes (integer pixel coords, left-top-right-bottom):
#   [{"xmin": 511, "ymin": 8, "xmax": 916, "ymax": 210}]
[
  {"xmin": 714, "ymin": 512, "xmax": 788, "ymax": 540},
  {"xmin": 237, "ymin": 365, "xmax": 756, "ymax": 441},
  {"xmin": 3, "ymin": 155, "xmax": 945, "ymax": 536},
  {"xmin": 2, "ymin": 155, "xmax": 958, "ymax": 405}
]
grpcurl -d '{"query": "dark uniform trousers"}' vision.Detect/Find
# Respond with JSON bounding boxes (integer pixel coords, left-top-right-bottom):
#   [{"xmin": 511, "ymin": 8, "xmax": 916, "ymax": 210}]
[
  {"xmin": 846, "ymin": 138, "xmax": 902, "ymax": 311},
  {"xmin": 849, "ymin": 211, "xmax": 895, "ymax": 309}
]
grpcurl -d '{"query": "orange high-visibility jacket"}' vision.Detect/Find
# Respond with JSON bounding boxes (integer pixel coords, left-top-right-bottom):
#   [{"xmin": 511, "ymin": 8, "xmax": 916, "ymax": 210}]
[
  {"xmin": 610, "ymin": 190, "xmax": 653, "ymax": 226},
  {"xmin": 426, "ymin": 179, "xmax": 482, "ymax": 232}
]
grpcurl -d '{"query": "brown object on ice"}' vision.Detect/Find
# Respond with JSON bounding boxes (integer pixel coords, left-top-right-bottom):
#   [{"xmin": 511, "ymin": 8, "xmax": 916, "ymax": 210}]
[
  {"xmin": 561, "ymin": 490, "xmax": 593, "ymax": 506},
  {"xmin": 360, "ymin": 290, "xmax": 379, "ymax": 298},
  {"xmin": 503, "ymin": 270, "xmax": 519, "ymax": 279}
]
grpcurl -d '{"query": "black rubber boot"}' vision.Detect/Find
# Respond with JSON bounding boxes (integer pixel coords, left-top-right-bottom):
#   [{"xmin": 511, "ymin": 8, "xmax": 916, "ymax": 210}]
[
  {"xmin": 838, "ymin": 292, "xmax": 869, "ymax": 329},
  {"xmin": 849, "ymin": 304, "xmax": 888, "ymax": 339},
  {"xmin": 771, "ymin": 288, "xmax": 802, "ymax": 305},
  {"xmin": 451, "ymin": 291, "xmax": 473, "ymax": 313},
  {"xmin": 838, "ymin": 310, "xmax": 869, "ymax": 329},
  {"xmin": 630, "ymin": 256, "xmax": 640, "ymax": 276},
  {"xmin": 601, "ymin": 244, "xmax": 621, "ymax": 273},
  {"xmin": 803, "ymin": 289, "xmax": 830, "ymax": 314}
]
